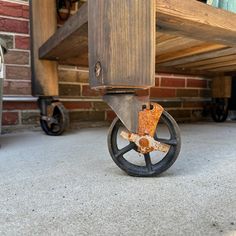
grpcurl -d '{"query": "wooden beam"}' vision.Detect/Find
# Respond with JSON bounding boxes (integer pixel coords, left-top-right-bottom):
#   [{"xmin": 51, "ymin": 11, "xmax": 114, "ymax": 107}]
[
  {"xmin": 38, "ymin": 0, "xmax": 236, "ymax": 77},
  {"xmin": 30, "ymin": 0, "xmax": 58, "ymax": 96},
  {"xmin": 156, "ymin": 0, "xmax": 236, "ymax": 47},
  {"xmin": 191, "ymin": 59, "xmax": 236, "ymax": 71},
  {"xmin": 210, "ymin": 65, "xmax": 236, "ymax": 72},
  {"xmin": 156, "ymin": 37, "xmax": 206, "ymax": 55},
  {"xmin": 212, "ymin": 76, "xmax": 232, "ymax": 98},
  {"xmin": 158, "ymin": 47, "xmax": 234, "ymax": 67},
  {"xmin": 155, "ymin": 65, "xmax": 217, "ymax": 77},
  {"xmin": 156, "ymin": 43, "xmax": 225, "ymax": 64},
  {"xmin": 39, "ymin": 3, "xmax": 88, "ymax": 63},
  {"xmin": 175, "ymin": 54, "xmax": 236, "ymax": 69},
  {"xmin": 88, "ymin": 0, "xmax": 156, "ymax": 89}
]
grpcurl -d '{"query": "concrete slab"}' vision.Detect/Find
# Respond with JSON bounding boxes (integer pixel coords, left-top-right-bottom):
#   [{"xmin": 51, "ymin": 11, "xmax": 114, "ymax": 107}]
[{"xmin": 0, "ymin": 122, "xmax": 235, "ymax": 236}]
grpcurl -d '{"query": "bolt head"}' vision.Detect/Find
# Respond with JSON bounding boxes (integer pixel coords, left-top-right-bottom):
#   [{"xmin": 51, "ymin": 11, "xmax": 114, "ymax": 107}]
[{"xmin": 95, "ymin": 62, "xmax": 102, "ymax": 78}]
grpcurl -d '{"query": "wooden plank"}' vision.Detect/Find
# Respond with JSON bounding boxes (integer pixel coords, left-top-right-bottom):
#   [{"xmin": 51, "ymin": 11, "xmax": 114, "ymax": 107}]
[
  {"xmin": 58, "ymin": 55, "xmax": 88, "ymax": 67},
  {"xmin": 156, "ymin": 37, "xmax": 206, "ymax": 55},
  {"xmin": 156, "ymin": 32, "xmax": 177, "ymax": 44},
  {"xmin": 158, "ymin": 47, "xmax": 233, "ymax": 67},
  {"xmin": 212, "ymin": 76, "xmax": 232, "ymax": 98},
  {"xmin": 39, "ymin": 3, "xmax": 88, "ymax": 62},
  {"xmin": 194, "ymin": 59, "xmax": 236, "ymax": 71},
  {"xmin": 210, "ymin": 65, "xmax": 236, "ymax": 72},
  {"xmin": 156, "ymin": 0, "xmax": 236, "ymax": 47},
  {"xmin": 88, "ymin": 0, "xmax": 156, "ymax": 89},
  {"xmin": 30, "ymin": 0, "xmax": 58, "ymax": 96},
  {"xmin": 156, "ymin": 43, "xmax": 225, "ymax": 63},
  {"xmin": 37, "ymin": 0, "xmax": 236, "ymax": 78},
  {"xmin": 156, "ymin": 65, "xmax": 217, "ymax": 77},
  {"xmin": 175, "ymin": 54, "xmax": 236, "ymax": 69}
]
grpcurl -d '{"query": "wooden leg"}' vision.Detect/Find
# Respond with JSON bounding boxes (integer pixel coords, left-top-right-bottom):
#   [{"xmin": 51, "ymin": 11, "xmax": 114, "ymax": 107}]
[
  {"xmin": 88, "ymin": 0, "xmax": 156, "ymax": 90},
  {"xmin": 30, "ymin": 0, "xmax": 58, "ymax": 97},
  {"xmin": 212, "ymin": 76, "xmax": 232, "ymax": 98}
]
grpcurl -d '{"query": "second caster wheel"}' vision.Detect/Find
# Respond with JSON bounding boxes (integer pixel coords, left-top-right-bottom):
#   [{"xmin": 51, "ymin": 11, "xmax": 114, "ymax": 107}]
[
  {"xmin": 39, "ymin": 99, "xmax": 69, "ymax": 136},
  {"xmin": 107, "ymin": 110, "xmax": 181, "ymax": 177},
  {"xmin": 211, "ymin": 98, "xmax": 228, "ymax": 122}
]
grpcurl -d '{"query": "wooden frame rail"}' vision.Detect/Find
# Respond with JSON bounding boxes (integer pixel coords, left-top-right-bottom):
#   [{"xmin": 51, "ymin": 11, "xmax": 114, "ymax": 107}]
[{"xmin": 38, "ymin": 0, "xmax": 236, "ymax": 76}]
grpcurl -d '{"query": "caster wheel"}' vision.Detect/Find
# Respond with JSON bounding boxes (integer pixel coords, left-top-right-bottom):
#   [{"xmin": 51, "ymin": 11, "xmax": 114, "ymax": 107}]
[
  {"xmin": 108, "ymin": 110, "xmax": 181, "ymax": 177},
  {"xmin": 40, "ymin": 101, "xmax": 69, "ymax": 136},
  {"xmin": 211, "ymin": 98, "xmax": 228, "ymax": 122}
]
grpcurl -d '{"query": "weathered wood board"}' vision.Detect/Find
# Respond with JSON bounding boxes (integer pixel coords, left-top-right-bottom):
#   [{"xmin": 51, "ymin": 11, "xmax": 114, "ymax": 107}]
[
  {"xmin": 212, "ymin": 76, "xmax": 232, "ymax": 98},
  {"xmin": 38, "ymin": 0, "xmax": 236, "ymax": 79},
  {"xmin": 88, "ymin": 0, "xmax": 156, "ymax": 89},
  {"xmin": 30, "ymin": 0, "xmax": 58, "ymax": 96}
]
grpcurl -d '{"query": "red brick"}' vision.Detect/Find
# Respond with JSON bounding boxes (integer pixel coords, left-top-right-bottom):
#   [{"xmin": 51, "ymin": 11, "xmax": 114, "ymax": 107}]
[
  {"xmin": 69, "ymin": 111, "xmax": 105, "ymax": 122},
  {"xmin": 6, "ymin": 66, "xmax": 31, "ymax": 80},
  {"xmin": 199, "ymin": 89, "xmax": 211, "ymax": 97},
  {"xmin": 0, "ymin": 2, "xmax": 29, "ymax": 19},
  {"xmin": 183, "ymin": 101, "xmax": 204, "ymax": 108},
  {"xmin": 82, "ymin": 85, "xmax": 101, "ymax": 97},
  {"xmin": 58, "ymin": 69, "xmax": 88, "ymax": 83},
  {"xmin": 168, "ymin": 110, "xmax": 191, "ymax": 121},
  {"xmin": 63, "ymin": 101, "xmax": 92, "ymax": 110},
  {"xmin": 92, "ymin": 102, "xmax": 110, "ymax": 110},
  {"xmin": 0, "ymin": 17, "xmax": 28, "ymax": 34},
  {"xmin": 150, "ymin": 88, "xmax": 176, "ymax": 98},
  {"xmin": 187, "ymin": 79, "xmax": 207, "ymax": 88},
  {"xmin": 158, "ymin": 101, "xmax": 182, "ymax": 108},
  {"xmin": 4, "ymin": 51, "xmax": 29, "ymax": 65},
  {"xmin": 161, "ymin": 77, "xmax": 185, "ymax": 88},
  {"xmin": 2, "ymin": 112, "xmax": 19, "ymax": 125},
  {"xmin": 135, "ymin": 89, "xmax": 150, "ymax": 97},
  {"xmin": 21, "ymin": 111, "xmax": 39, "ymax": 125},
  {"xmin": 155, "ymin": 77, "xmax": 160, "ymax": 87},
  {"xmin": 59, "ymin": 84, "xmax": 81, "ymax": 97},
  {"xmin": 3, "ymin": 102, "xmax": 37, "ymax": 110},
  {"xmin": 176, "ymin": 89, "xmax": 199, "ymax": 97},
  {"xmin": 106, "ymin": 110, "xmax": 116, "ymax": 122},
  {"xmin": 22, "ymin": 5, "xmax": 29, "ymax": 18},
  {"xmin": 15, "ymin": 36, "xmax": 30, "ymax": 50},
  {"xmin": 3, "ymin": 81, "xmax": 31, "ymax": 95}
]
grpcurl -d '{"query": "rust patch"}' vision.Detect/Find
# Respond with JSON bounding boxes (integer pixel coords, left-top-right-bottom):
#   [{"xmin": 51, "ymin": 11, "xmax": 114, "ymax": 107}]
[
  {"xmin": 139, "ymin": 138, "xmax": 149, "ymax": 148},
  {"xmin": 120, "ymin": 131, "xmax": 170, "ymax": 154},
  {"xmin": 138, "ymin": 103, "xmax": 164, "ymax": 137}
]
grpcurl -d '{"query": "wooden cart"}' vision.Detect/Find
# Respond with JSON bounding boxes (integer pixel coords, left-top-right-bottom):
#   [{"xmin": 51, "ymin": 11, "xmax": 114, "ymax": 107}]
[{"xmin": 30, "ymin": 0, "xmax": 236, "ymax": 177}]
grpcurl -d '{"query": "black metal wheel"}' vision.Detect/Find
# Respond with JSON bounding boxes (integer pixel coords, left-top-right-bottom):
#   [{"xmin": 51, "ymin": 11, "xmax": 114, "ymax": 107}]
[
  {"xmin": 211, "ymin": 98, "xmax": 229, "ymax": 122},
  {"xmin": 107, "ymin": 110, "xmax": 181, "ymax": 177},
  {"xmin": 39, "ymin": 101, "xmax": 69, "ymax": 136}
]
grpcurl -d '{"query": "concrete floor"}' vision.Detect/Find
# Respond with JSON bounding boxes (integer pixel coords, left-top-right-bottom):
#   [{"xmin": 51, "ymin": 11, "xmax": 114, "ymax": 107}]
[{"xmin": 0, "ymin": 122, "xmax": 236, "ymax": 236}]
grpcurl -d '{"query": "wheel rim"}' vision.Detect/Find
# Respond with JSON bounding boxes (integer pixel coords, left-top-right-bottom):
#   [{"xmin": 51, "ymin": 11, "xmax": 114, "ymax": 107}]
[
  {"xmin": 108, "ymin": 111, "xmax": 181, "ymax": 177},
  {"xmin": 212, "ymin": 98, "xmax": 228, "ymax": 122},
  {"xmin": 40, "ymin": 103, "xmax": 69, "ymax": 136}
]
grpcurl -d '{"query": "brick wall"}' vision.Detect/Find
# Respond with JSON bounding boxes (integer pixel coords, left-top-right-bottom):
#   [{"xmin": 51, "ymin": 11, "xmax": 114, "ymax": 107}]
[{"xmin": 1, "ymin": 0, "xmax": 211, "ymax": 131}]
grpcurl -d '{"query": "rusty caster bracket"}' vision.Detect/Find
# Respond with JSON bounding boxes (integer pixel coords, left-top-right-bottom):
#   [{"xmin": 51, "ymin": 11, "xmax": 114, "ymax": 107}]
[
  {"xmin": 121, "ymin": 103, "xmax": 170, "ymax": 154},
  {"xmin": 41, "ymin": 102, "xmax": 61, "ymax": 127}
]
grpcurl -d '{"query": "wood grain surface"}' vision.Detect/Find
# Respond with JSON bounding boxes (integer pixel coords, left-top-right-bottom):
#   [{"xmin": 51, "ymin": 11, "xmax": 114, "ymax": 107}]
[
  {"xmin": 88, "ymin": 0, "xmax": 156, "ymax": 89},
  {"xmin": 37, "ymin": 0, "xmax": 236, "ymax": 78},
  {"xmin": 30, "ymin": 0, "xmax": 59, "ymax": 96}
]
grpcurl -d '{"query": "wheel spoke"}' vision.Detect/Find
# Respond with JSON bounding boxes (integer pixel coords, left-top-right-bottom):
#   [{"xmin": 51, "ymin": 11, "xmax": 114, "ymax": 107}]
[
  {"xmin": 115, "ymin": 142, "xmax": 136, "ymax": 159},
  {"xmin": 144, "ymin": 153, "xmax": 153, "ymax": 172},
  {"xmin": 154, "ymin": 133, "xmax": 158, "ymax": 140},
  {"xmin": 156, "ymin": 138, "xmax": 177, "ymax": 146},
  {"xmin": 51, "ymin": 123, "xmax": 61, "ymax": 132}
]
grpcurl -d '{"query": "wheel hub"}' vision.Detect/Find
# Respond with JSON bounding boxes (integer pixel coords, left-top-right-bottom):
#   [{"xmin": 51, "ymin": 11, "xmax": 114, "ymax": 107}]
[{"xmin": 120, "ymin": 131, "xmax": 170, "ymax": 154}]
